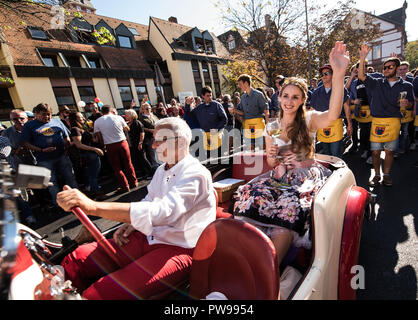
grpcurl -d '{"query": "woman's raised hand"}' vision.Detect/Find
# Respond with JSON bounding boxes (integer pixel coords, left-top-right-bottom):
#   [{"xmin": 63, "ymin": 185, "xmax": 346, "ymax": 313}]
[{"xmin": 329, "ymin": 41, "xmax": 350, "ymax": 76}]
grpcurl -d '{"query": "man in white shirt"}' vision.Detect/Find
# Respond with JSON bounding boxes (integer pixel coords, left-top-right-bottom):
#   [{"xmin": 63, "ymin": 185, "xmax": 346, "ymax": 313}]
[
  {"xmin": 94, "ymin": 105, "xmax": 137, "ymax": 192},
  {"xmin": 57, "ymin": 117, "xmax": 216, "ymax": 300}
]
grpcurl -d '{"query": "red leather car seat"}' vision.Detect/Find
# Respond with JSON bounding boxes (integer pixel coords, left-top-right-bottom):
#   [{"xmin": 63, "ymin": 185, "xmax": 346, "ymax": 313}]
[
  {"xmin": 189, "ymin": 219, "xmax": 280, "ymax": 300},
  {"xmin": 232, "ymin": 151, "xmax": 271, "ymax": 182}
]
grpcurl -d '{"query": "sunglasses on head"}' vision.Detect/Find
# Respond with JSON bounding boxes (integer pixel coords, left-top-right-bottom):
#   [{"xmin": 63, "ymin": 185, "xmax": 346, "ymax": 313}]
[
  {"xmin": 321, "ymin": 71, "xmax": 332, "ymax": 77},
  {"xmin": 383, "ymin": 65, "xmax": 395, "ymax": 71}
]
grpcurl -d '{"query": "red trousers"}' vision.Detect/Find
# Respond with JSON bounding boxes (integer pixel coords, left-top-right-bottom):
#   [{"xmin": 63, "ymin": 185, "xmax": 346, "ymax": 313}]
[
  {"xmin": 105, "ymin": 140, "xmax": 137, "ymax": 190},
  {"xmin": 61, "ymin": 231, "xmax": 194, "ymax": 300}
]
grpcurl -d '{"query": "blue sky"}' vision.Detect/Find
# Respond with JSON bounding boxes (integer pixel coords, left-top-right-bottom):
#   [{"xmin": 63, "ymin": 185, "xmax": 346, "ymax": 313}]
[{"xmin": 92, "ymin": 0, "xmax": 418, "ymax": 41}]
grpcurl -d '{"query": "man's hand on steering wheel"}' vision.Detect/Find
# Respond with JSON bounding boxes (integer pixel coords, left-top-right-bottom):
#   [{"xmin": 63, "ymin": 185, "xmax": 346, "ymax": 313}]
[{"xmin": 57, "ymin": 185, "xmax": 97, "ymax": 215}]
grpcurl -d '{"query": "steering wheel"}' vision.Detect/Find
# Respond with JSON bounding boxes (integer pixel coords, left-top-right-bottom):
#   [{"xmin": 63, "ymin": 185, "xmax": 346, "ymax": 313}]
[{"xmin": 71, "ymin": 207, "xmax": 124, "ymax": 268}]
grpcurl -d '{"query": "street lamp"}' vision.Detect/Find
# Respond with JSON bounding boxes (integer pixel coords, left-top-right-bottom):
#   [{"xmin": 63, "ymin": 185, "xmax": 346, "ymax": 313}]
[{"xmin": 305, "ymin": 0, "xmax": 312, "ymax": 87}]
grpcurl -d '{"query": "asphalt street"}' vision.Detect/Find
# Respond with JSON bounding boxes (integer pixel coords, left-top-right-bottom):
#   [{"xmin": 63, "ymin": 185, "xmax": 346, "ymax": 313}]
[{"xmin": 33, "ymin": 145, "xmax": 418, "ymax": 300}]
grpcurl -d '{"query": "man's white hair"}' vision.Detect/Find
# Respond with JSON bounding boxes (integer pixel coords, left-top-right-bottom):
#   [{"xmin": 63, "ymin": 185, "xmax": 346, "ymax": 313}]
[{"xmin": 155, "ymin": 117, "xmax": 192, "ymax": 146}]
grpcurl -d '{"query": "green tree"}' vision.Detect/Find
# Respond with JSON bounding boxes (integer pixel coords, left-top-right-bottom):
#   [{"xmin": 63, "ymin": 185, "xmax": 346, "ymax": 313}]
[
  {"xmin": 220, "ymin": 56, "xmax": 264, "ymax": 94},
  {"xmin": 405, "ymin": 40, "xmax": 418, "ymax": 70}
]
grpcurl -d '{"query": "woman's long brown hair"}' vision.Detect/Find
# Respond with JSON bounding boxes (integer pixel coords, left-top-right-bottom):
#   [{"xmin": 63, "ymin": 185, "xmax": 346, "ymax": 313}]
[
  {"xmin": 68, "ymin": 112, "xmax": 84, "ymax": 132},
  {"xmin": 279, "ymin": 77, "xmax": 314, "ymax": 159}
]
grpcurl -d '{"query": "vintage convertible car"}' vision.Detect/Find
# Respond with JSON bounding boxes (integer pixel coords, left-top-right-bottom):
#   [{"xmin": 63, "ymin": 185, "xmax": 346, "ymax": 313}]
[{"xmin": 0, "ymin": 151, "xmax": 374, "ymax": 300}]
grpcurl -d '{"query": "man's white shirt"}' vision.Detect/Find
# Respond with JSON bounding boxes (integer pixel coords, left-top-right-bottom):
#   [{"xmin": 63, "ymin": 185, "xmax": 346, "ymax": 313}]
[
  {"xmin": 130, "ymin": 154, "xmax": 216, "ymax": 248},
  {"xmin": 93, "ymin": 114, "xmax": 128, "ymax": 145}
]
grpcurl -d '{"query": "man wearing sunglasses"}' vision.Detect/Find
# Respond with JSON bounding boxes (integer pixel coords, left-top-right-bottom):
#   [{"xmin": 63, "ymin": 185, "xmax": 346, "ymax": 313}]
[
  {"xmin": 358, "ymin": 44, "xmax": 415, "ymax": 187},
  {"xmin": 310, "ymin": 64, "xmax": 352, "ymax": 158},
  {"xmin": 57, "ymin": 117, "xmax": 216, "ymax": 300},
  {"xmin": 1, "ymin": 109, "xmax": 35, "ymax": 170}
]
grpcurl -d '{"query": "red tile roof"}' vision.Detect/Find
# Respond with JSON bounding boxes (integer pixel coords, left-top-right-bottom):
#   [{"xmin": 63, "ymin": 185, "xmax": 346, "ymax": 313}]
[
  {"xmin": 150, "ymin": 17, "xmax": 230, "ymax": 60},
  {"xmin": 0, "ymin": 2, "xmax": 151, "ymax": 71}
]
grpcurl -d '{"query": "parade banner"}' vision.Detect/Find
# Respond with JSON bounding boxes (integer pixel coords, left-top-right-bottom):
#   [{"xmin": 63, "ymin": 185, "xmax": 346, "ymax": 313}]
[
  {"xmin": 317, "ymin": 118, "xmax": 343, "ymax": 143},
  {"xmin": 243, "ymin": 118, "xmax": 265, "ymax": 139},
  {"xmin": 370, "ymin": 117, "xmax": 401, "ymax": 143}
]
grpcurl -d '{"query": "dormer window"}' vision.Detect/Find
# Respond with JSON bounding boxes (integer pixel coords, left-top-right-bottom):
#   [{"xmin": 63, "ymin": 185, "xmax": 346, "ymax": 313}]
[
  {"xmin": 87, "ymin": 57, "xmax": 101, "ymax": 68},
  {"xmin": 118, "ymin": 35, "xmax": 132, "ymax": 48},
  {"xmin": 228, "ymin": 39, "xmax": 236, "ymax": 50},
  {"xmin": 65, "ymin": 55, "xmax": 82, "ymax": 68},
  {"xmin": 115, "ymin": 23, "xmax": 136, "ymax": 49},
  {"xmin": 28, "ymin": 27, "xmax": 48, "ymax": 40},
  {"xmin": 128, "ymin": 27, "xmax": 139, "ymax": 36},
  {"xmin": 195, "ymin": 38, "xmax": 204, "ymax": 51},
  {"xmin": 41, "ymin": 55, "xmax": 59, "ymax": 67},
  {"xmin": 202, "ymin": 30, "xmax": 216, "ymax": 54},
  {"xmin": 205, "ymin": 40, "xmax": 214, "ymax": 52}
]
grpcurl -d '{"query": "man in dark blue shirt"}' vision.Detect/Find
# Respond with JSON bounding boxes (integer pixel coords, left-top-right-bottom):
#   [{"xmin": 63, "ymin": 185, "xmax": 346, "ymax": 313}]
[
  {"xmin": 310, "ymin": 64, "xmax": 352, "ymax": 158},
  {"xmin": 191, "ymin": 86, "xmax": 228, "ymax": 133},
  {"xmin": 21, "ymin": 103, "xmax": 77, "ymax": 206},
  {"xmin": 358, "ymin": 45, "xmax": 415, "ymax": 187},
  {"xmin": 191, "ymin": 86, "xmax": 228, "ymax": 160}
]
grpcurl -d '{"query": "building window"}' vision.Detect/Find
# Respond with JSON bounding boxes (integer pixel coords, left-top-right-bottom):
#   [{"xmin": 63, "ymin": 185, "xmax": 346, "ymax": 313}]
[
  {"xmin": 194, "ymin": 37, "xmax": 205, "ymax": 51},
  {"xmin": 65, "ymin": 56, "xmax": 82, "ymax": 68},
  {"xmin": 42, "ymin": 55, "xmax": 59, "ymax": 67},
  {"xmin": 27, "ymin": 27, "xmax": 48, "ymax": 40},
  {"xmin": 53, "ymin": 87, "xmax": 76, "ymax": 108},
  {"xmin": 118, "ymin": 35, "xmax": 132, "ymax": 48},
  {"xmin": 118, "ymin": 86, "xmax": 133, "ymax": 108},
  {"xmin": 372, "ymin": 44, "xmax": 382, "ymax": 60},
  {"xmin": 135, "ymin": 86, "xmax": 148, "ymax": 103},
  {"xmin": 128, "ymin": 27, "xmax": 139, "ymax": 36},
  {"xmin": 195, "ymin": 82, "xmax": 203, "ymax": 97},
  {"xmin": 191, "ymin": 60, "xmax": 200, "ymax": 73},
  {"xmin": 78, "ymin": 86, "xmax": 96, "ymax": 104},
  {"xmin": 201, "ymin": 61, "xmax": 209, "ymax": 74},
  {"xmin": 205, "ymin": 40, "xmax": 214, "ymax": 53},
  {"xmin": 228, "ymin": 39, "xmax": 236, "ymax": 50},
  {"xmin": 211, "ymin": 64, "xmax": 218, "ymax": 76},
  {"xmin": 88, "ymin": 57, "xmax": 101, "ymax": 68}
]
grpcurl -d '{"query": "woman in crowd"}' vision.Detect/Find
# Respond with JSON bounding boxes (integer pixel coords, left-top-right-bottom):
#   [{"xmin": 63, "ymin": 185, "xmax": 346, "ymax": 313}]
[
  {"xmin": 69, "ymin": 112, "xmax": 104, "ymax": 200},
  {"xmin": 155, "ymin": 105, "xmax": 168, "ymax": 119},
  {"xmin": 124, "ymin": 109, "xmax": 154, "ymax": 178},
  {"xmin": 231, "ymin": 41, "xmax": 350, "ymax": 267}
]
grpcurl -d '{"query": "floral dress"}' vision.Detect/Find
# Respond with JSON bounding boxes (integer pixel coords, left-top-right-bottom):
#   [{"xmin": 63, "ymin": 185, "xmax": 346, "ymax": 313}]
[{"xmin": 232, "ymin": 161, "xmax": 332, "ymax": 244}]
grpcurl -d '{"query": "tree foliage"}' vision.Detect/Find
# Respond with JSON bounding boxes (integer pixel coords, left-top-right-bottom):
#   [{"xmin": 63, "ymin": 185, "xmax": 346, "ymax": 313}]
[
  {"xmin": 307, "ymin": 0, "xmax": 381, "ymax": 77},
  {"xmin": 220, "ymin": 56, "xmax": 264, "ymax": 94},
  {"xmin": 216, "ymin": 0, "xmax": 306, "ymax": 86},
  {"xmin": 405, "ymin": 40, "xmax": 418, "ymax": 70},
  {"xmin": 216, "ymin": 0, "xmax": 381, "ymax": 85}
]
